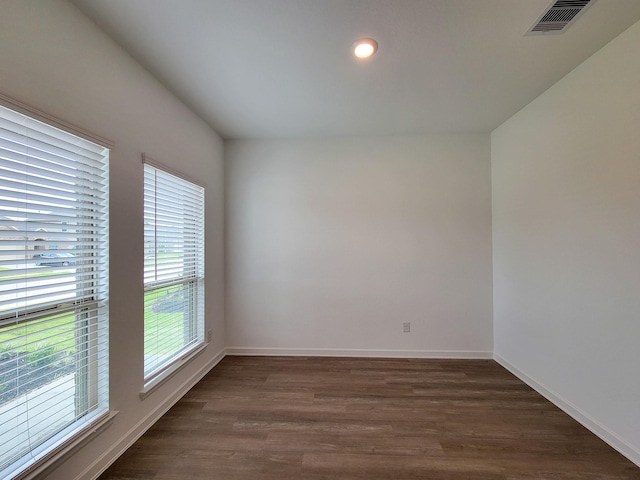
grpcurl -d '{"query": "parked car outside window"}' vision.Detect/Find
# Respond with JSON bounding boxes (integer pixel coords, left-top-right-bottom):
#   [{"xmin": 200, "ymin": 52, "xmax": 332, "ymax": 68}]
[{"xmin": 33, "ymin": 253, "xmax": 76, "ymax": 266}]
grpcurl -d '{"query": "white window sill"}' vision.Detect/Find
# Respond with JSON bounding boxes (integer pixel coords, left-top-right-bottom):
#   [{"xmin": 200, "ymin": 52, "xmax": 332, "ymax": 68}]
[
  {"xmin": 11, "ymin": 410, "xmax": 118, "ymax": 480},
  {"xmin": 140, "ymin": 342, "xmax": 208, "ymax": 400}
]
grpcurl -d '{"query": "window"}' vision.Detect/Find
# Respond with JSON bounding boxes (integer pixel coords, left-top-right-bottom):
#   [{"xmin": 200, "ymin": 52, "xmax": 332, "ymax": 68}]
[
  {"xmin": 143, "ymin": 160, "xmax": 204, "ymax": 386},
  {"xmin": 0, "ymin": 103, "xmax": 109, "ymax": 478}
]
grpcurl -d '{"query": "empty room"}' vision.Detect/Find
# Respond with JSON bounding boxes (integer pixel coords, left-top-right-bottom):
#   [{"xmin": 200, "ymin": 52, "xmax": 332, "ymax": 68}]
[{"xmin": 0, "ymin": 0, "xmax": 639, "ymax": 479}]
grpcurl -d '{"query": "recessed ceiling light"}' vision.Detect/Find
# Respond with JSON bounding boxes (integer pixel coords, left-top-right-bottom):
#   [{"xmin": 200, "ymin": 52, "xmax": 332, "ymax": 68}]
[{"xmin": 353, "ymin": 38, "xmax": 378, "ymax": 59}]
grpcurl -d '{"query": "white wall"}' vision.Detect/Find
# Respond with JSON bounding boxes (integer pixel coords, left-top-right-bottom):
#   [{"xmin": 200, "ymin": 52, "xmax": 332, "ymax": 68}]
[
  {"xmin": 0, "ymin": 1, "xmax": 225, "ymax": 478},
  {"xmin": 6, "ymin": 0, "xmax": 637, "ymax": 475},
  {"xmin": 226, "ymin": 135, "xmax": 493, "ymax": 357},
  {"xmin": 492, "ymin": 20, "xmax": 640, "ymax": 465}
]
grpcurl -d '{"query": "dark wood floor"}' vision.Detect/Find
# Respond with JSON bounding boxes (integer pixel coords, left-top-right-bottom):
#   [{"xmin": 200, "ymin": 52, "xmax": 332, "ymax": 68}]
[{"xmin": 99, "ymin": 356, "xmax": 640, "ymax": 479}]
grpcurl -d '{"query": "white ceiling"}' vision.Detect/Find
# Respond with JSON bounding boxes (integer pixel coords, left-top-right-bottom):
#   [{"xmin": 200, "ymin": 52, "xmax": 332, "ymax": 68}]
[{"xmin": 72, "ymin": 0, "xmax": 640, "ymax": 139}]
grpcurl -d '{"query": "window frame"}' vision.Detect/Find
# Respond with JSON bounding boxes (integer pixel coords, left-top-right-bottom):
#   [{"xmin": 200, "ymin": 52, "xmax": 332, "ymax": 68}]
[
  {"xmin": 0, "ymin": 95, "xmax": 113, "ymax": 480},
  {"xmin": 141, "ymin": 155, "xmax": 205, "ymax": 393}
]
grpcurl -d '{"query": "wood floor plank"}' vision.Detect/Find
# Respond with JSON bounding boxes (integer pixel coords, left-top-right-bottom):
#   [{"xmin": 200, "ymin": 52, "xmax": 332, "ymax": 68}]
[{"xmin": 99, "ymin": 357, "xmax": 640, "ymax": 480}]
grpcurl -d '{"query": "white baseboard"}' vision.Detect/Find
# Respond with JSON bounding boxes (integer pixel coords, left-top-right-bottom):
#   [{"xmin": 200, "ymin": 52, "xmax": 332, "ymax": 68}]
[
  {"xmin": 494, "ymin": 353, "xmax": 640, "ymax": 468},
  {"xmin": 225, "ymin": 346, "xmax": 493, "ymax": 359},
  {"xmin": 77, "ymin": 348, "xmax": 227, "ymax": 480}
]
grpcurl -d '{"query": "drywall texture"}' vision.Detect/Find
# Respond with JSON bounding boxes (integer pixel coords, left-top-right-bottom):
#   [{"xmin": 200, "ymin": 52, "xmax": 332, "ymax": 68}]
[
  {"xmin": 492, "ymin": 19, "xmax": 640, "ymax": 464},
  {"xmin": 226, "ymin": 135, "xmax": 493, "ymax": 356},
  {"xmin": 0, "ymin": 1, "xmax": 225, "ymax": 478}
]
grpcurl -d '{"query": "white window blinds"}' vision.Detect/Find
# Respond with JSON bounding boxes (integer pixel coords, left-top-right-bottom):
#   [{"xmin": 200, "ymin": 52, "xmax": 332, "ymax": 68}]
[
  {"xmin": 143, "ymin": 161, "xmax": 204, "ymax": 383},
  {"xmin": 0, "ymin": 104, "xmax": 109, "ymax": 479}
]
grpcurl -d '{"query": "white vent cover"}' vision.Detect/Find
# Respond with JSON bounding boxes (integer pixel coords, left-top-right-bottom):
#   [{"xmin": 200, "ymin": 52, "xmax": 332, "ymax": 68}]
[{"xmin": 526, "ymin": 0, "xmax": 597, "ymax": 35}]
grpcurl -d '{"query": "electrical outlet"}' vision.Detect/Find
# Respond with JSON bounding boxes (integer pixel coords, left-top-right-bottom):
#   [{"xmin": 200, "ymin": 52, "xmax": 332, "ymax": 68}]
[
  {"xmin": 206, "ymin": 330, "xmax": 212, "ymax": 343},
  {"xmin": 403, "ymin": 322, "xmax": 411, "ymax": 333}
]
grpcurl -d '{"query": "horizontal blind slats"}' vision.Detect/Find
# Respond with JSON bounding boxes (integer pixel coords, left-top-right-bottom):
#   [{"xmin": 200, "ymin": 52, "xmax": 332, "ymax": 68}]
[
  {"xmin": 0, "ymin": 146, "xmax": 106, "ymax": 181},
  {"xmin": 0, "ymin": 103, "xmax": 109, "ymax": 479},
  {"xmin": 142, "ymin": 162, "xmax": 204, "ymax": 382},
  {"xmin": 0, "ymin": 122, "xmax": 107, "ymax": 165},
  {"xmin": 0, "ymin": 106, "xmax": 107, "ymax": 156}
]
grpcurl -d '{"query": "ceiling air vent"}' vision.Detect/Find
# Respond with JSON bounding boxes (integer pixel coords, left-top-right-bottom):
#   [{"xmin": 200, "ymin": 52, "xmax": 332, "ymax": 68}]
[{"xmin": 526, "ymin": 0, "xmax": 597, "ymax": 35}]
